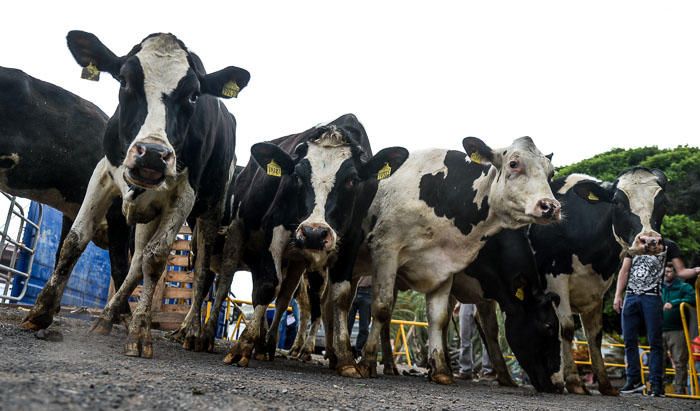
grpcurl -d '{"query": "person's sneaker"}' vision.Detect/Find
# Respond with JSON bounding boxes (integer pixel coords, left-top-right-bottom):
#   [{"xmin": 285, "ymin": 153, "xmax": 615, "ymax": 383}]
[
  {"xmin": 620, "ymin": 380, "xmax": 644, "ymax": 394},
  {"xmin": 650, "ymin": 386, "xmax": 665, "ymax": 397},
  {"xmin": 453, "ymin": 371, "xmax": 474, "ymax": 381},
  {"xmin": 479, "ymin": 369, "xmax": 498, "ymax": 381}
]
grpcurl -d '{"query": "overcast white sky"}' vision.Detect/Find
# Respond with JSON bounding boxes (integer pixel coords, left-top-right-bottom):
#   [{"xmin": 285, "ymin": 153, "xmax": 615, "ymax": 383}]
[{"xmin": 3, "ymin": 1, "xmax": 699, "ymax": 168}]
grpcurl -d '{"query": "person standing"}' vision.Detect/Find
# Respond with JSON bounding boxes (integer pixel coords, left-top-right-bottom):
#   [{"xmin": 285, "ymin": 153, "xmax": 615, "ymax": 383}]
[
  {"xmin": 614, "ymin": 239, "xmax": 700, "ymax": 396},
  {"xmin": 454, "ymin": 303, "xmax": 495, "ymax": 381},
  {"xmin": 348, "ymin": 276, "xmax": 372, "ymax": 356},
  {"xmin": 662, "ymin": 263, "xmax": 696, "ymax": 394}
]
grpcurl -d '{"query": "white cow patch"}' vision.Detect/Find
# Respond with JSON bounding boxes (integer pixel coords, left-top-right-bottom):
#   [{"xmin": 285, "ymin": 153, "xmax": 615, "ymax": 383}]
[
  {"xmin": 616, "ymin": 170, "xmax": 663, "ymax": 240},
  {"xmin": 556, "ymin": 174, "xmax": 600, "ymax": 195}
]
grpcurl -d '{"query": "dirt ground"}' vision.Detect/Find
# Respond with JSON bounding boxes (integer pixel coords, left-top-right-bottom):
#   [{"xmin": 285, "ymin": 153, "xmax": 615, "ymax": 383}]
[{"xmin": 0, "ymin": 305, "xmax": 696, "ymax": 411}]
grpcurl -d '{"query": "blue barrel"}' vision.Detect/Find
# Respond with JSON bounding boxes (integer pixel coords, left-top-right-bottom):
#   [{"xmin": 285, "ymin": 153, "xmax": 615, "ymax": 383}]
[{"xmin": 11, "ymin": 202, "xmax": 111, "ymax": 308}]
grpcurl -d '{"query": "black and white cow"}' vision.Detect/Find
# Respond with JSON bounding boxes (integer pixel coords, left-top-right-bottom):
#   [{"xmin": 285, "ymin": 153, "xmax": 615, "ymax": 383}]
[
  {"xmin": 0, "ymin": 66, "xmax": 130, "ymax": 312},
  {"xmin": 529, "ymin": 167, "xmax": 668, "ymax": 395},
  {"xmin": 20, "ymin": 31, "xmax": 250, "ymax": 360},
  {"xmin": 353, "ymin": 137, "xmax": 560, "ymax": 384},
  {"xmin": 221, "ymin": 114, "xmax": 408, "ymax": 374}
]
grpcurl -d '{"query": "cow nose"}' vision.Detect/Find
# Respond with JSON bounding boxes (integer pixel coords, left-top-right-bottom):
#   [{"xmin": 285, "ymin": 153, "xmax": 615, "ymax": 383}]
[
  {"xmin": 296, "ymin": 224, "xmax": 332, "ymax": 250},
  {"xmin": 536, "ymin": 199, "xmax": 561, "ymax": 220},
  {"xmin": 132, "ymin": 143, "xmax": 173, "ymax": 171},
  {"xmin": 632, "ymin": 232, "xmax": 664, "ymax": 255}
]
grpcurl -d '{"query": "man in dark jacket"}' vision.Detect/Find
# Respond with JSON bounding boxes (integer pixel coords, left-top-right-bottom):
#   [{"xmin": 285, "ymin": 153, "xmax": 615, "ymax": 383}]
[{"xmin": 662, "ymin": 263, "xmax": 696, "ymax": 394}]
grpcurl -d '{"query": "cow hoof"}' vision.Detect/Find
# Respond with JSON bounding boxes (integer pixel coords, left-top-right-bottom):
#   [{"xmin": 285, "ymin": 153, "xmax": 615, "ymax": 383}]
[
  {"xmin": 299, "ymin": 352, "xmax": 312, "ymax": 362},
  {"xmin": 598, "ymin": 384, "xmax": 619, "ymax": 396},
  {"xmin": 430, "ymin": 373, "xmax": 454, "ymax": 385},
  {"xmin": 237, "ymin": 356, "xmax": 250, "ymax": 367},
  {"xmin": 566, "ymin": 382, "xmax": 590, "ymax": 395},
  {"xmin": 19, "ymin": 319, "xmax": 43, "ymax": 331},
  {"xmin": 289, "ymin": 346, "xmax": 302, "ymax": 358},
  {"xmin": 338, "ymin": 364, "xmax": 363, "ymax": 379},
  {"xmin": 20, "ymin": 311, "xmax": 53, "ymax": 331},
  {"xmin": 124, "ymin": 341, "xmax": 153, "ymax": 358},
  {"xmin": 383, "ymin": 364, "xmax": 400, "ymax": 376},
  {"xmin": 356, "ymin": 360, "xmax": 377, "ymax": 378},
  {"xmin": 254, "ymin": 352, "xmax": 269, "ymax": 362},
  {"xmin": 90, "ymin": 318, "xmax": 113, "ymax": 335},
  {"xmin": 497, "ymin": 376, "xmax": 518, "ymax": 387}
]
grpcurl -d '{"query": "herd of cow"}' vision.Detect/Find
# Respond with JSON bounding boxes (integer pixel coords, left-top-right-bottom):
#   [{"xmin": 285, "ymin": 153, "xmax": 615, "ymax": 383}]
[{"xmin": 0, "ymin": 31, "xmax": 671, "ymax": 396}]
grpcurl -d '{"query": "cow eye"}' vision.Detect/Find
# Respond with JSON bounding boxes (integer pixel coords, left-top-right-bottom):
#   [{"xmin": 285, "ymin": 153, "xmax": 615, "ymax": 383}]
[
  {"xmin": 509, "ymin": 160, "xmax": 519, "ymax": 169},
  {"xmin": 189, "ymin": 93, "xmax": 200, "ymax": 104}
]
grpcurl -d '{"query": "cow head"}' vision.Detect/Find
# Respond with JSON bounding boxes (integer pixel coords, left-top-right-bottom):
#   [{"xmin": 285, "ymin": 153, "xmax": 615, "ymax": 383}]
[
  {"xmin": 66, "ymin": 30, "xmax": 250, "ymax": 190},
  {"xmin": 505, "ymin": 290, "xmax": 563, "ymax": 393},
  {"xmin": 463, "ymin": 136, "xmax": 560, "ymax": 226},
  {"xmin": 251, "ymin": 116, "xmax": 408, "ymax": 261},
  {"xmin": 567, "ymin": 168, "xmax": 668, "ymax": 255}
]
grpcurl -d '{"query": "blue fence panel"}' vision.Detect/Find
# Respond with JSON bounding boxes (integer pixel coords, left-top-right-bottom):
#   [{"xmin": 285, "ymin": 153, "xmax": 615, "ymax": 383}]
[{"xmin": 11, "ymin": 202, "xmax": 111, "ymax": 308}]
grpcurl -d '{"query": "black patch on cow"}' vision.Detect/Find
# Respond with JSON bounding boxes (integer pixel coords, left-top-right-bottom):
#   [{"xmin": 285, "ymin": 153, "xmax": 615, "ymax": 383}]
[{"xmin": 418, "ymin": 150, "xmax": 491, "ymax": 236}]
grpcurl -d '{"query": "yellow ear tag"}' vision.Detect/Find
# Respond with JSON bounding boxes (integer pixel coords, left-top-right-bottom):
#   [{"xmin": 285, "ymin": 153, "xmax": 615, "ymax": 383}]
[
  {"xmin": 266, "ymin": 160, "xmax": 282, "ymax": 177},
  {"xmin": 587, "ymin": 192, "xmax": 600, "ymax": 201},
  {"xmin": 221, "ymin": 81, "xmax": 240, "ymax": 98},
  {"xmin": 377, "ymin": 162, "xmax": 392, "ymax": 180},
  {"xmin": 470, "ymin": 152, "xmax": 482, "ymax": 164},
  {"xmin": 81, "ymin": 62, "xmax": 100, "ymax": 81},
  {"xmin": 515, "ymin": 287, "xmax": 525, "ymax": 301}
]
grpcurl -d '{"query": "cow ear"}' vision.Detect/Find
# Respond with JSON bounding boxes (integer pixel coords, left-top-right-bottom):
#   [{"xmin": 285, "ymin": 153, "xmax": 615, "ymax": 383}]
[
  {"xmin": 571, "ymin": 180, "xmax": 614, "ymax": 203},
  {"xmin": 66, "ymin": 30, "xmax": 122, "ymax": 78},
  {"xmin": 201, "ymin": 66, "xmax": 251, "ymax": 99},
  {"xmin": 545, "ymin": 153, "xmax": 554, "ymax": 161},
  {"xmin": 359, "ymin": 147, "xmax": 409, "ymax": 181},
  {"xmin": 651, "ymin": 169, "xmax": 668, "ymax": 189},
  {"xmin": 462, "ymin": 137, "xmax": 502, "ymax": 168},
  {"xmin": 250, "ymin": 143, "xmax": 294, "ymax": 177}
]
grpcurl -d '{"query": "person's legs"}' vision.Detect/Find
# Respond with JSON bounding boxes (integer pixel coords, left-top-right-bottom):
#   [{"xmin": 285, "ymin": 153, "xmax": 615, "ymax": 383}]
[
  {"xmin": 347, "ymin": 298, "xmax": 359, "ymax": 349},
  {"xmin": 458, "ymin": 304, "xmax": 476, "ymax": 376},
  {"xmin": 481, "ymin": 337, "xmax": 493, "ymax": 374},
  {"xmin": 355, "ymin": 288, "xmax": 372, "ymax": 351},
  {"xmin": 666, "ymin": 330, "xmax": 689, "ymax": 394},
  {"xmin": 640, "ymin": 295, "xmax": 664, "ymax": 391},
  {"xmin": 622, "ymin": 295, "xmax": 642, "ymax": 386}
]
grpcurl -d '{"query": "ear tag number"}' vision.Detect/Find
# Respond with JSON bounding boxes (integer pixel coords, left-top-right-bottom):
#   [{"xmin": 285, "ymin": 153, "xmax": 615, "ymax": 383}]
[
  {"xmin": 222, "ymin": 81, "xmax": 240, "ymax": 97},
  {"xmin": 515, "ymin": 287, "xmax": 525, "ymax": 301},
  {"xmin": 470, "ymin": 152, "xmax": 482, "ymax": 164},
  {"xmin": 81, "ymin": 62, "xmax": 100, "ymax": 81},
  {"xmin": 266, "ymin": 160, "xmax": 282, "ymax": 177},
  {"xmin": 377, "ymin": 162, "xmax": 392, "ymax": 180},
  {"xmin": 587, "ymin": 192, "xmax": 600, "ymax": 201}
]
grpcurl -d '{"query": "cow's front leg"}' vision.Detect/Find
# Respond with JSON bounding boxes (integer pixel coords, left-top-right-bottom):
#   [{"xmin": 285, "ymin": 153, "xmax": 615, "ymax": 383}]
[
  {"xmin": 581, "ymin": 304, "xmax": 617, "ymax": 396},
  {"xmin": 289, "ymin": 273, "xmax": 311, "ymax": 358},
  {"xmin": 125, "ymin": 185, "xmax": 195, "ymax": 358},
  {"xmin": 425, "ymin": 278, "xmax": 454, "ymax": 385},
  {"xmin": 296, "ymin": 270, "xmax": 325, "ymax": 361},
  {"xmin": 331, "ymin": 279, "xmax": 362, "ymax": 378},
  {"xmin": 21, "ymin": 159, "xmax": 118, "ymax": 330},
  {"xmin": 91, "ymin": 249, "xmax": 143, "ymax": 335},
  {"xmin": 476, "ymin": 300, "xmax": 516, "ymax": 387},
  {"xmin": 199, "ymin": 221, "xmax": 243, "ymax": 353},
  {"xmin": 263, "ymin": 263, "xmax": 305, "ymax": 359}
]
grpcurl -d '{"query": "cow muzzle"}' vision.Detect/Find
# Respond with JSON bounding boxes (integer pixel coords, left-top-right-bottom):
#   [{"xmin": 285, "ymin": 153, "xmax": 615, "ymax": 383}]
[
  {"xmin": 630, "ymin": 231, "xmax": 664, "ymax": 255},
  {"xmin": 294, "ymin": 223, "xmax": 335, "ymax": 251},
  {"xmin": 532, "ymin": 198, "xmax": 561, "ymax": 223},
  {"xmin": 124, "ymin": 142, "xmax": 175, "ymax": 189}
]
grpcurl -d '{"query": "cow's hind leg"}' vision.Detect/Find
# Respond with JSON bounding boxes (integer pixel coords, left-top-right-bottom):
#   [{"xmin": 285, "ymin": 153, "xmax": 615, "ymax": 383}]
[
  {"xmin": 295, "ymin": 270, "xmax": 324, "ymax": 361},
  {"xmin": 263, "ymin": 263, "xmax": 305, "ymax": 359},
  {"xmin": 581, "ymin": 304, "xmax": 617, "ymax": 396},
  {"xmin": 424, "ymin": 279, "xmax": 455, "ymax": 385},
  {"xmin": 476, "ymin": 300, "xmax": 516, "ymax": 387},
  {"xmin": 106, "ymin": 197, "xmax": 132, "ymax": 319},
  {"xmin": 21, "ymin": 159, "xmax": 117, "ymax": 330},
  {"xmin": 381, "ymin": 288, "xmax": 399, "ymax": 376},
  {"xmin": 289, "ymin": 274, "xmax": 311, "ymax": 358}
]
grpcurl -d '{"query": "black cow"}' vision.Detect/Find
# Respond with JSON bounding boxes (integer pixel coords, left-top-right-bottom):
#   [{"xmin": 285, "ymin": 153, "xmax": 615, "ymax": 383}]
[
  {"xmin": 529, "ymin": 168, "xmax": 668, "ymax": 395},
  {"xmin": 451, "ymin": 228, "xmax": 562, "ymax": 393},
  {"xmin": 20, "ymin": 31, "xmax": 250, "ymax": 360},
  {"xmin": 221, "ymin": 114, "xmax": 408, "ymax": 373},
  {"xmin": 0, "ymin": 66, "xmax": 129, "ymax": 312},
  {"xmin": 352, "ymin": 137, "xmax": 560, "ymax": 384}
]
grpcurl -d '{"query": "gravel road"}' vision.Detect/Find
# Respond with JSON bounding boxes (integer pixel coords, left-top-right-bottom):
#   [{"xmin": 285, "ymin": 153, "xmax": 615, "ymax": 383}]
[{"xmin": 0, "ymin": 305, "xmax": 696, "ymax": 410}]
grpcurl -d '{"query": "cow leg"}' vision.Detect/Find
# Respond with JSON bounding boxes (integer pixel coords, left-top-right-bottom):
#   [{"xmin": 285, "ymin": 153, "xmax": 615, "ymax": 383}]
[
  {"xmin": 289, "ymin": 274, "xmax": 311, "ymax": 358},
  {"xmin": 106, "ymin": 197, "xmax": 132, "ymax": 318},
  {"xmin": 91, "ymin": 250, "xmax": 143, "ymax": 335},
  {"xmin": 581, "ymin": 304, "xmax": 617, "ymax": 396},
  {"xmin": 21, "ymin": 159, "xmax": 117, "ymax": 330},
  {"xmin": 199, "ymin": 223, "xmax": 243, "ymax": 353},
  {"xmin": 475, "ymin": 300, "xmax": 516, "ymax": 387},
  {"xmin": 424, "ymin": 279, "xmax": 455, "ymax": 385},
  {"xmin": 124, "ymin": 184, "xmax": 195, "ymax": 358},
  {"xmin": 263, "ymin": 263, "xmax": 305, "ymax": 360},
  {"xmin": 381, "ymin": 288, "xmax": 399, "ymax": 376},
  {"xmin": 292, "ymin": 270, "xmax": 324, "ymax": 361},
  {"xmin": 547, "ymin": 275, "xmax": 587, "ymax": 394},
  {"xmin": 358, "ymin": 256, "xmax": 399, "ymax": 379},
  {"xmin": 322, "ymin": 286, "xmax": 337, "ymax": 369}
]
